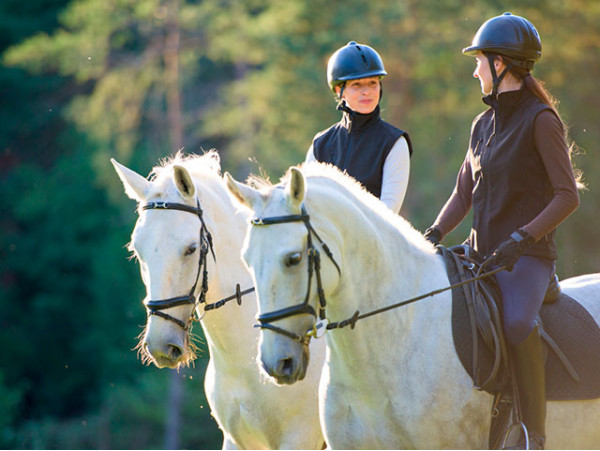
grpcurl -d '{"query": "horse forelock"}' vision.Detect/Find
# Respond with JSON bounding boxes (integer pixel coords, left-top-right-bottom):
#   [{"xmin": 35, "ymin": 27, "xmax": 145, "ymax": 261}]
[{"xmin": 142, "ymin": 150, "xmax": 223, "ymax": 203}]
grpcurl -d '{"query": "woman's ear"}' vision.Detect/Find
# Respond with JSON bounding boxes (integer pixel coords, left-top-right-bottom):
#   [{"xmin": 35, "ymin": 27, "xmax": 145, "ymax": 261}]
[{"xmin": 494, "ymin": 56, "xmax": 504, "ymax": 71}]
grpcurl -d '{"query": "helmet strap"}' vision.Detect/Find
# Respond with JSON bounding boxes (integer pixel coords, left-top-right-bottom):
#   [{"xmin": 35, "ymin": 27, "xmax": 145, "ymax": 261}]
[
  {"xmin": 486, "ymin": 53, "xmax": 514, "ymax": 98},
  {"xmin": 335, "ymin": 83, "xmax": 346, "ymax": 105}
]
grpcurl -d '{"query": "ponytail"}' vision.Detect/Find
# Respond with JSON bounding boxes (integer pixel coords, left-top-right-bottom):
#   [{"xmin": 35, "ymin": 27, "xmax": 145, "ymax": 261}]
[
  {"xmin": 498, "ymin": 54, "xmax": 586, "ymax": 189},
  {"xmin": 522, "ymin": 73, "xmax": 559, "ymax": 115}
]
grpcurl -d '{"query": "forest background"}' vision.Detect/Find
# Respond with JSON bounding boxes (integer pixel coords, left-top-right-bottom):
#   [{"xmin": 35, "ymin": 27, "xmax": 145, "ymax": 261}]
[{"xmin": 1, "ymin": 0, "xmax": 598, "ymax": 449}]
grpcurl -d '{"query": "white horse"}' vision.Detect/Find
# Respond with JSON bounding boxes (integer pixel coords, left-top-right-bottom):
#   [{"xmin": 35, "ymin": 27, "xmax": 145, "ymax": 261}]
[
  {"xmin": 225, "ymin": 162, "xmax": 600, "ymax": 449},
  {"xmin": 112, "ymin": 152, "xmax": 326, "ymax": 450}
]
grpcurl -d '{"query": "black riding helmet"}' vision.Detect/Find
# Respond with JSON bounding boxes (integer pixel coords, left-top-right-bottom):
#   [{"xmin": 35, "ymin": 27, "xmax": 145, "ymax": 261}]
[
  {"xmin": 327, "ymin": 41, "xmax": 387, "ymax": 94},
  {"xmin": 463, "ymin": 12, "xmax": 541, "ymax": 69},
  {"xmin": 463, "ymin": 12, "xmax": 542, "ymax": 96}
]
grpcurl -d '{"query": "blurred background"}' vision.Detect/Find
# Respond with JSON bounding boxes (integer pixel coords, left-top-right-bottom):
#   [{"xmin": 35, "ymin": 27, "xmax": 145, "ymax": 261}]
[{"xmin": 1, "ymin": 0, "xmax": 598, "ymax": 448}]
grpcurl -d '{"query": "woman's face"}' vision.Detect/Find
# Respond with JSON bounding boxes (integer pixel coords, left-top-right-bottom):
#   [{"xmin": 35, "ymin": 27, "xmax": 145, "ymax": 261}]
[
  {"xmin": 335, "ymin": 76, "xmax": 381, "ymax": 114},
  {"xmin": 473, "ymin": 52, "xmax": 498, "ymax": 95}
]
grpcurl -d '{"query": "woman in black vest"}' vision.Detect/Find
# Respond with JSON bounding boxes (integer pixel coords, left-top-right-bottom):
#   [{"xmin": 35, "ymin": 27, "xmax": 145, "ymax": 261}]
[
  {"xmin": 424, "ymin": 13, "xmax": 581, "ymax": 449},
  {"xmin": 305, "ymin": 41, "xmax": 413, "ymax": 214}
]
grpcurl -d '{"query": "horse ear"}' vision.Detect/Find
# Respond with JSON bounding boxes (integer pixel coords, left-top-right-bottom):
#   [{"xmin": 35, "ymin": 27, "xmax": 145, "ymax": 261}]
[
  {"xmin": 286, "ymin": 167, "xmax": 306, "ymax": 209},
  {"xmin": 225, "ymin": 172, "xmax": 261, "ymax": 209},
  {"xmin": 111, "ymin": 158, "xmax": 151, "ymax": 202},
  {"xmin": 173, "ymin": 165, "xmax": 195, "ymax": 199}
]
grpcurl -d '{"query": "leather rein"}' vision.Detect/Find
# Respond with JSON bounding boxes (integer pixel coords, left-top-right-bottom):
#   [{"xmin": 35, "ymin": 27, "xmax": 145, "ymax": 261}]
[
  {"xmin": 251, "ymin": 203, "xmax": 506, "ymax": 343},
  {"xmin": 142, "ymin": 200, "xmax": 254, "ymax": 331}
]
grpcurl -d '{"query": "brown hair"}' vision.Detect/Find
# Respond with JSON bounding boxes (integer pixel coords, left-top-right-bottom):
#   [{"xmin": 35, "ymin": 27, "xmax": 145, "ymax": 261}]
[{"xmin": 496, "ymin": 54, "xmax": 585, "ymax": 188}]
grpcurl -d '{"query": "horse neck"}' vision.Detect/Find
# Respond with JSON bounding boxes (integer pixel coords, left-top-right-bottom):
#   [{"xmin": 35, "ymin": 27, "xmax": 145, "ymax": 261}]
[
  {"xmin": 193, "ymin": 176, "xmax": 258, "ymax": 357},
  {"xmin": 307, "ymin": 179, "xmax": 447, "ymax": 334}
]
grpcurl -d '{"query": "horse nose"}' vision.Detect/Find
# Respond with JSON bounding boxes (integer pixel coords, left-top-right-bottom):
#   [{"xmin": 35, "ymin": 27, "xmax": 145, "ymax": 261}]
[{"xmin": 145, "ymin": 341, "xmax": 184, "ymax": 368}]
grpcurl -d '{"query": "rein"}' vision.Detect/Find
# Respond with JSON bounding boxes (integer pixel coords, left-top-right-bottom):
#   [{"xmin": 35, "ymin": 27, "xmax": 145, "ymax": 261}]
[
  {"xmin": 326, "ymin": 262, "xmax": 506, "ymax": 332},
  {"xmin": 142, "ymin": 200, "xmax": 254, "ymax": 330},
  {"xmin": 250, "ymin": 202, "xmax": 506, "ymax": 343}
]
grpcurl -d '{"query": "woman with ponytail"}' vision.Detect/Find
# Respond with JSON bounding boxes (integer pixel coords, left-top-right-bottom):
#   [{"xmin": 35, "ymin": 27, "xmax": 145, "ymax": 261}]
[{"xmin": 424, "ymin": 12, "xmax": 581, "ymax": 449}]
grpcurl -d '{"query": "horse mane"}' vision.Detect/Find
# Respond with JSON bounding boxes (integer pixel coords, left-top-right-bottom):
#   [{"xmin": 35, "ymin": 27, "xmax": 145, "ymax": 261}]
[
  {"xmin": 287, "ymin": 162, "xmax": 435, "ymax": 254},
  {"xmin": 145, "ymin": 150, "xmax": 222, "ymax": 199}
]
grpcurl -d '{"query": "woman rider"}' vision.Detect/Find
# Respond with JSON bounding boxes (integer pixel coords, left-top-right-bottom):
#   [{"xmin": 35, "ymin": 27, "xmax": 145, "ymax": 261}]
[
  {"xmin": 424, "ymin": 13, "xmax": 581, "ymax": 449},
  {"xmin": 305, "ymin": 41, "xmax": 413, "ymax": 214}
]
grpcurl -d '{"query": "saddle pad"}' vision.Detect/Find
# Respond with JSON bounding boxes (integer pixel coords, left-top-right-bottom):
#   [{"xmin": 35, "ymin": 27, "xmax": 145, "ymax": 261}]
[
  {"xmin": 446, "ymin": 253, "xmax": 600, "ymax": 401},
  {"xmin": 540, "ymin": 294, "xmax": 600, "ymax": 400}
]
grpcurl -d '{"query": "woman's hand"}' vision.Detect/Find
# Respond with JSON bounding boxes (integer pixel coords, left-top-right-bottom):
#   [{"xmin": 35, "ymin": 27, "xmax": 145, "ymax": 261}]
[{"xmin": 490, "ymin": 229, "xmax": 535, "ymax": 271}]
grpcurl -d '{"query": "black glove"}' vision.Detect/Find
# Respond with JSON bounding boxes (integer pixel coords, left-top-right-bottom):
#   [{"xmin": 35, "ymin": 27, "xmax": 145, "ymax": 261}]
[
  {"xmin": 424, "ymin": 226, "xmax": 442, "ymax": 246},
  {"xmin": 489, "ymin": 229, "xmax": 535, "ymax": 271}
]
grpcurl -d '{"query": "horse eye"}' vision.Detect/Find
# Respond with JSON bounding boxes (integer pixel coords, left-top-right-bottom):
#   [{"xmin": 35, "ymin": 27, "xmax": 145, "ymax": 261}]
[
  {"xmin": 185, "ymin": 244, "xmax": 198, "ymax": 256},
  {"xmin": 285, "ymin": 252, "xmax": 302, "ymax": 267}
]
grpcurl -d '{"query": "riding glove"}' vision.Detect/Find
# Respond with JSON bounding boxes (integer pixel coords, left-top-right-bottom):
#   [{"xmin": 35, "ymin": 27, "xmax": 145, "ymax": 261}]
[
  {"xmin": 424, "ymin": 226, "xmax": 442, "ymax": 246},
  {"xmin": 489, "ymin": 229, "xmax": 536, "ymax": 271}
]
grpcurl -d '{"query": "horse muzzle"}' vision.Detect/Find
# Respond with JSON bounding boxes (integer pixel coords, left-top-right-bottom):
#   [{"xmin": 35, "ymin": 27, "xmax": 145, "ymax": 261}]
[
  {"xmin": 143, "ymin": 328, "xmax": 189, "ymax": 369},
  {"xmin": 259, "ymin": 344, "xmax": 310, "ymax": 385}
]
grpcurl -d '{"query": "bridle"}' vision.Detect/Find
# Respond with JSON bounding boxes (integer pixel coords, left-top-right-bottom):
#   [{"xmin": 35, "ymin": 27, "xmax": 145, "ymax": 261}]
[
  {"xmin": 251, "ymin": 205, "xmax": 340, "ymax": 345},
  {"xmin": 142, "ymin": 200, "xmax": 214, "ymax": 330},
  {"xmin": 142, "ymin": 200, "xmax": 254, "ymax": 331}
]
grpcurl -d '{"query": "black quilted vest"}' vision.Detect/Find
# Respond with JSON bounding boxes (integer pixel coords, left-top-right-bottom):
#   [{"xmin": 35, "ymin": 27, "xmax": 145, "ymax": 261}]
[
  {"xmin": 312, "ymin": 105, "xmax": 412, "ymax": 198},
  {"xmin": 468, "ymin": 87, "xmax": 557, "ymax": 260}
]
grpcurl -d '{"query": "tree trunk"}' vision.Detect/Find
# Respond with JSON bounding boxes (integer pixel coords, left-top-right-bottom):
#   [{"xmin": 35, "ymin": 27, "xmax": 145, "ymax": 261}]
[
  {"xmin": 165, "ymin": 0, "xmax": 183, "ymax": 152},
  {"xmin": 164, "ymin": 370, "xmax": 183, "ymax": 449},
  {"xmin": 163, "ymin": 1, "xmax": 184, "ymax": 448}
]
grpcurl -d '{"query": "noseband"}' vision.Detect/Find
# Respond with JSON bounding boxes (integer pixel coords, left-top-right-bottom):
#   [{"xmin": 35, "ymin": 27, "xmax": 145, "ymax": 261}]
[
  {"xmin": 142, "ymin": 200, "xmax": 215, "ymax": 330},
  {"xmin": 252, "ymin": 205, "xmax": 340, "ymax": 344}
]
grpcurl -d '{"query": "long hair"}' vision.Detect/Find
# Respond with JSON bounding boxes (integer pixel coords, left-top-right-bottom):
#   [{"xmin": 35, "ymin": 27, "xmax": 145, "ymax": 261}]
[{"xmin": 495, "ymin": 54, "xmax": 585, "ymax": 189}]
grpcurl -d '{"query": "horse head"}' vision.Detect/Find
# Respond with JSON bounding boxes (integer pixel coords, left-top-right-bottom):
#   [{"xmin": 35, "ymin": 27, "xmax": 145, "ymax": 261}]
[
  {"xmin": 112, "ymin": 155, "xmax": 221, "ymax": 369},
  {"xmin": 226, "ymin": 166, "xmax": 342, "ymax": 385}
]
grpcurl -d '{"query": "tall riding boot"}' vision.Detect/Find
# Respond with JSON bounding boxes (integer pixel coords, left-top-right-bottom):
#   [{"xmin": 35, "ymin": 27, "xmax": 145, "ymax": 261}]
[{"xmin": 510, "ymin": 323, "xmax": 546, "ymax": 450}]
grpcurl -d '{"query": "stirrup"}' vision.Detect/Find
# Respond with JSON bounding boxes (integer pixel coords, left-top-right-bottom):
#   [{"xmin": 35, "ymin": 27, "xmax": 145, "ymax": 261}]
[
  {"xmin": 502, "ymin": 423, "xmax": 545, "ymax": 450},
  {"xmin": 501, "ymin": 421, "xmax": 529, "ymax": 450}
]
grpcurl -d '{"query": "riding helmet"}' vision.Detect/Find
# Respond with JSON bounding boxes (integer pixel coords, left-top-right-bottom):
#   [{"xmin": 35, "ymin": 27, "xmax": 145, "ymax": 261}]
[
  {"xmin": 462, "ymin": 12, "xmax": 542, "ymax": 69},
  {"xmin": 327, "ymin": 41, "xmax": 387, "ymax": 92}
]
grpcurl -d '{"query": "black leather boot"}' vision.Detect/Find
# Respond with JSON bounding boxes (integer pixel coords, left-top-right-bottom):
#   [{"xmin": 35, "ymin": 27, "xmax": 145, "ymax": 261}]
[{"xmin": 510, "ymin": 323, "xmax": 546, "ymax": 450}]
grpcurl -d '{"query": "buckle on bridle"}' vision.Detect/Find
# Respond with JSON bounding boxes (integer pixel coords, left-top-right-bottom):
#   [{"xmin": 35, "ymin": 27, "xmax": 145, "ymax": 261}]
[
  {"xmin": 251, "ymin": 218, "xmax": 264, "ymax": 225},
  {"xmin": 307, "ymin": 318, "xmax": 329, "ymax": 339}
]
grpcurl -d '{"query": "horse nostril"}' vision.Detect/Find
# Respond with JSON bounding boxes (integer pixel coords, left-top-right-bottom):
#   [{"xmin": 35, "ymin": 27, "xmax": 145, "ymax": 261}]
[
  {"xmin": 277, "ymin": 357, "xmax": 295, "ymax": 376},
  {"xmin": 166, "ymin": 344, "xmax": 183, "ymax": 360}
]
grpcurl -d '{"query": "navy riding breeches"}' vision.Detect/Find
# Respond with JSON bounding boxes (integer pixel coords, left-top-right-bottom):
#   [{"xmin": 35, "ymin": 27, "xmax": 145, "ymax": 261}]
[{"xmin": 495, "ymin": 256, "xmax": 554, "ymax": 346}]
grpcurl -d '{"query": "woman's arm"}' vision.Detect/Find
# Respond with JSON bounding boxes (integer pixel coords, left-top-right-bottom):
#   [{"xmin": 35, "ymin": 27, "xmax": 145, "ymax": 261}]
[
  {"xmin": 521, "ymin": 110, "xmax": 580, "ymax": 240},
  {"xmin": 431, "ymin": 154, "xmax": 474, "ymax": 239},
  {"xmin": 305, "ymin": 144, "xmax": 317, "ymax": 163},
  {"xmin": 380, "ymin": 136, "xmax": 410, "ymax": 213}
]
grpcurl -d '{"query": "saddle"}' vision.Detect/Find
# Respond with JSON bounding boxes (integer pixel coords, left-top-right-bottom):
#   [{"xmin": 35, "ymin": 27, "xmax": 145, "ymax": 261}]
[{"xmin": 438, "ymin": 245, "xmax": 600, "ymax": 448}]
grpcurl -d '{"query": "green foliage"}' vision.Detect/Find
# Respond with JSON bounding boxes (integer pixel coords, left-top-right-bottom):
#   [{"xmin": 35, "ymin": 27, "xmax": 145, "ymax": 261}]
[
  {"xmin": 1, "ymin": 0, "xmax": 599, "ymax": 448},
  {"xmin": 12, "ymin": 365, "xmax": 220, "ymax": 449}
]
